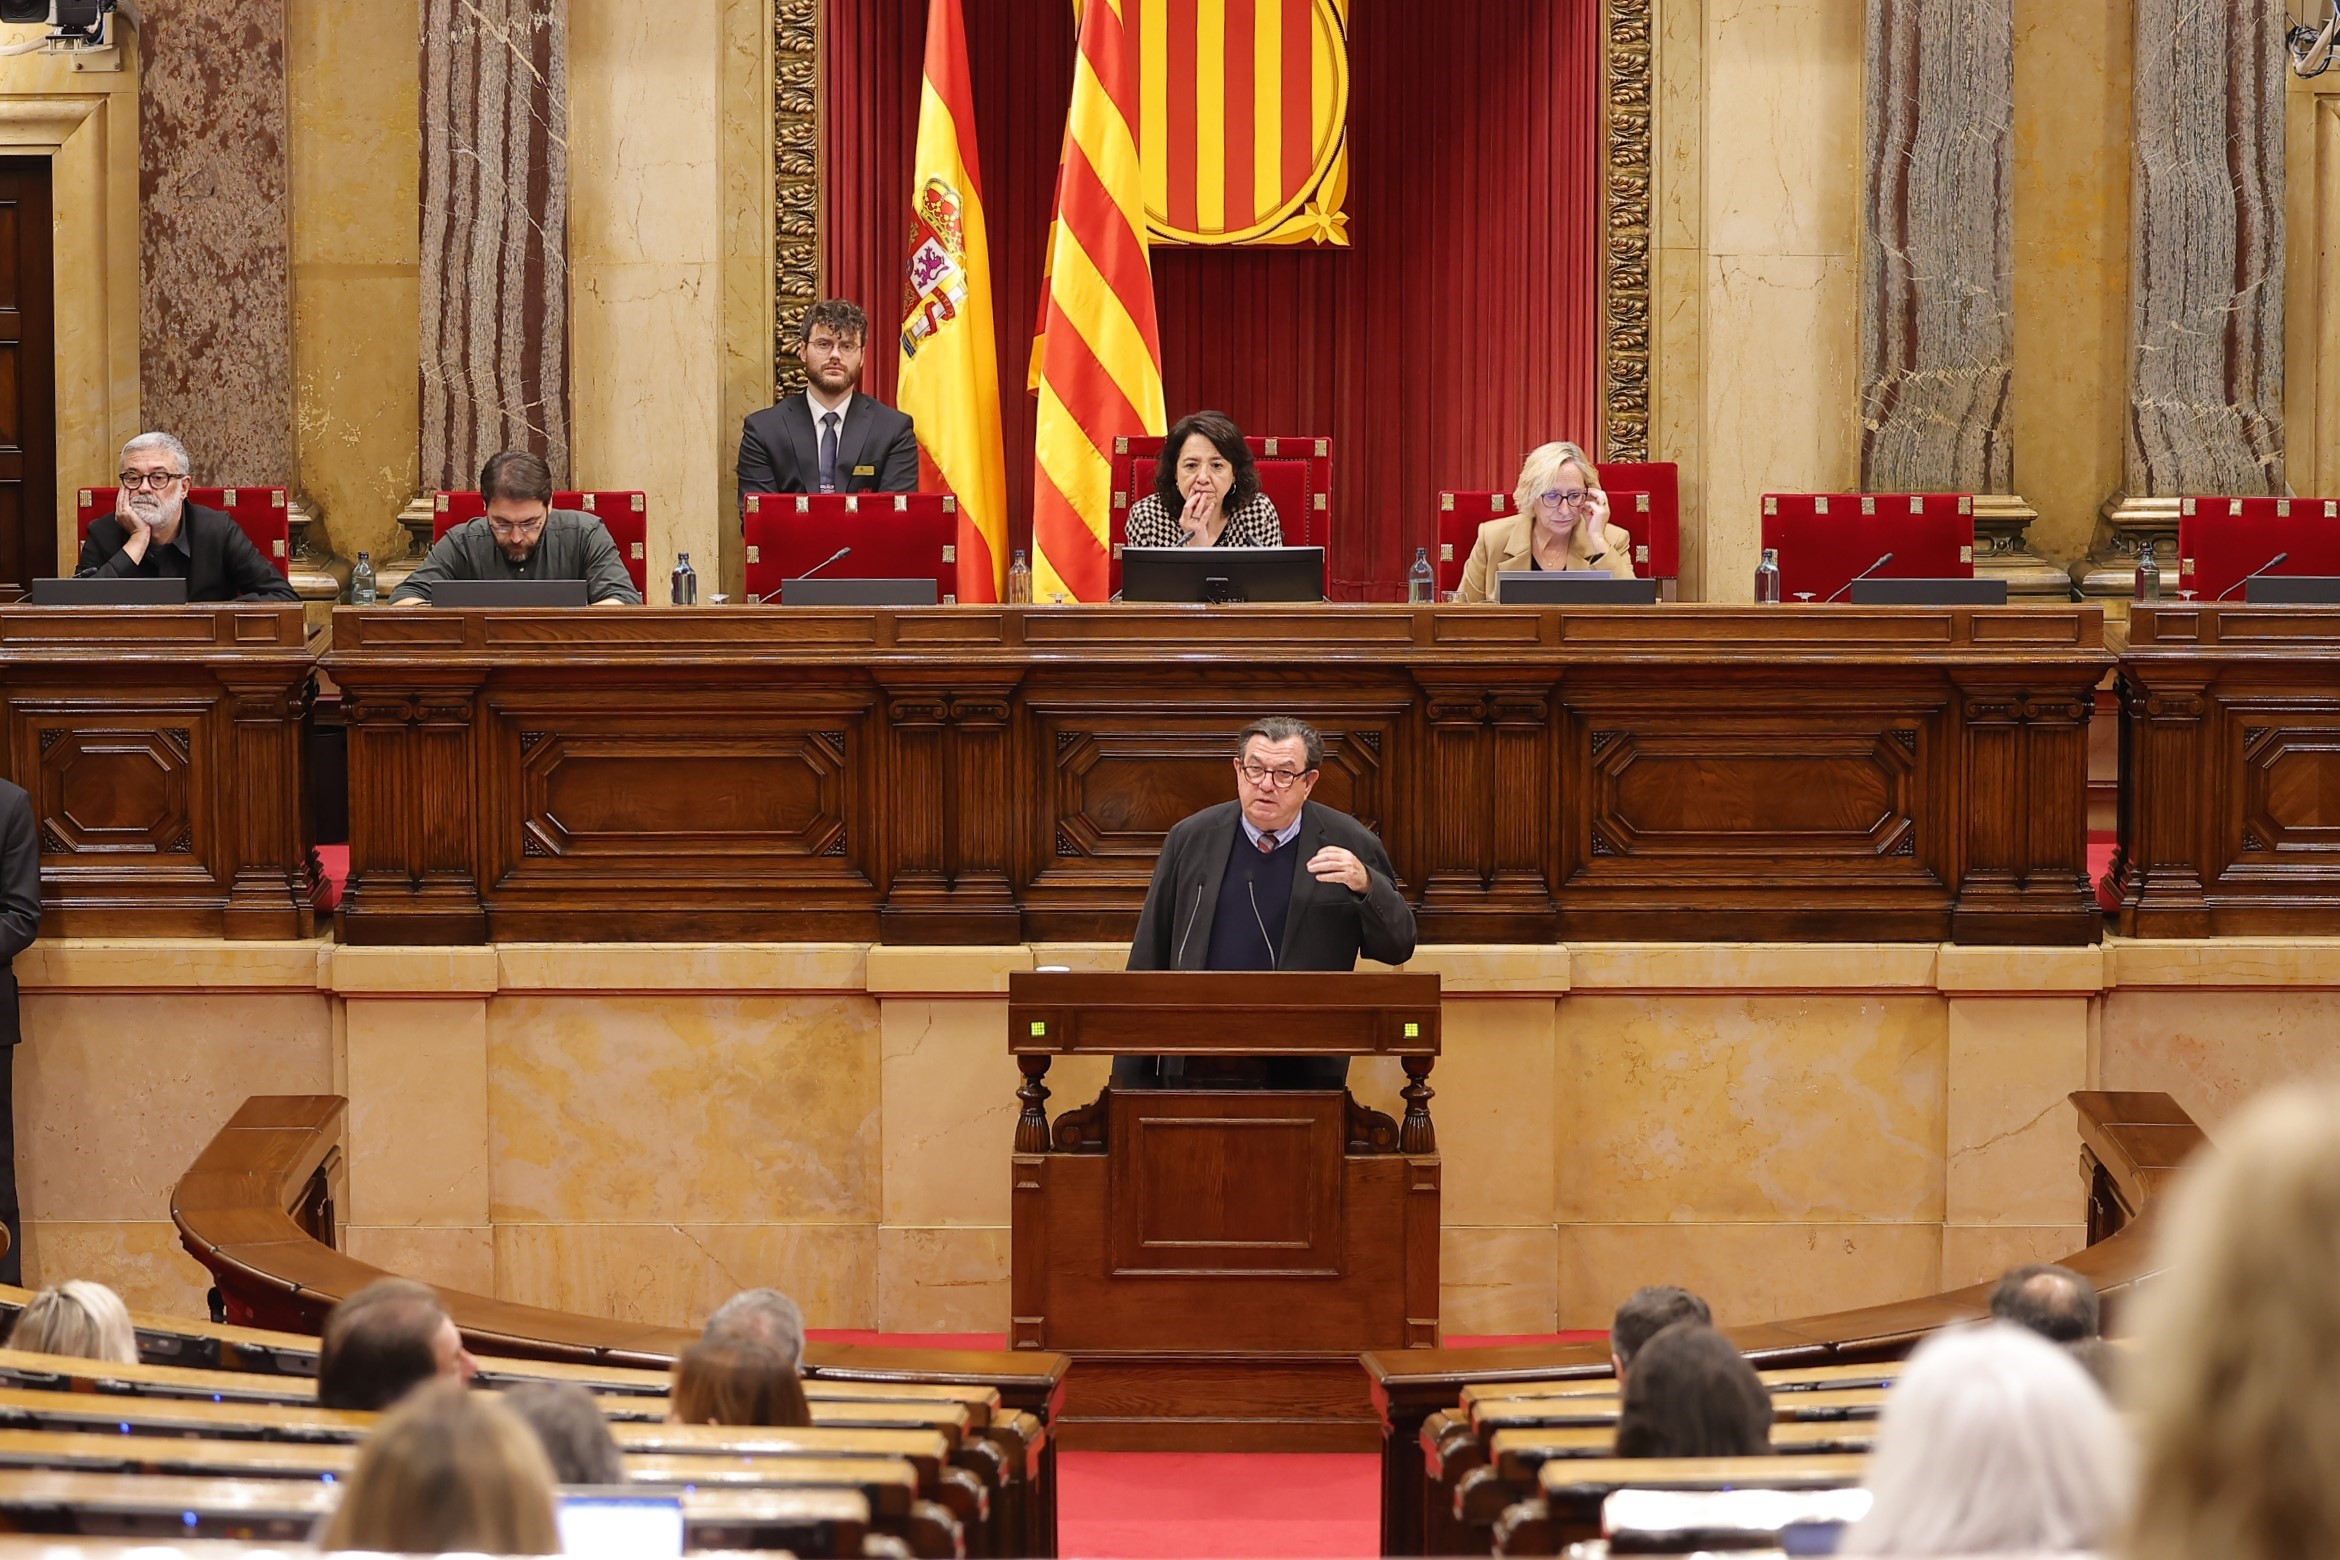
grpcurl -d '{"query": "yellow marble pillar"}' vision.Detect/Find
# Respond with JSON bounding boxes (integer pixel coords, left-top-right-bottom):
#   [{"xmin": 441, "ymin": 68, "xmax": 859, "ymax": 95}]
[{"xmin": 1696, "ymin": 0, "xmax": 1866, "ymax": 602}]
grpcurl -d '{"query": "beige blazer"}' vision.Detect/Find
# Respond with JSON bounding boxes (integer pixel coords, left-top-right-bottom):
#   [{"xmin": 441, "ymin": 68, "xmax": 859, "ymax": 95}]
[{"xmin": 1455, "ymin": 514, "xmax": 1637, "ymax": 603}]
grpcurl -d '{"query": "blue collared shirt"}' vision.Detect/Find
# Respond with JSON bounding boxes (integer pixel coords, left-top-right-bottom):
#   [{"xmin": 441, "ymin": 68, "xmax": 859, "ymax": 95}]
[{"xmin": 1239, "ymin": 814, "xmax": 1304, "ymax": 852}]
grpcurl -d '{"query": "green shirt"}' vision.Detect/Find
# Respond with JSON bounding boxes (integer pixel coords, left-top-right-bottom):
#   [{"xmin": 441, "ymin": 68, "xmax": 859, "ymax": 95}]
[{"xmin": 388, "ymin": 510, "xmax": 643, "ymax": 605}]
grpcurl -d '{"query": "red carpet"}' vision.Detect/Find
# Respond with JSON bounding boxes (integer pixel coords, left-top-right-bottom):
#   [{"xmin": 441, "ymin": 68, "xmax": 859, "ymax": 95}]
[
  {"xmin": 812, "ymin": 1331, "xmax": 1604, "ymax": 1557},
  {"xmin": 2090, "ymin": 831, "xmax": 2117, "ymax": 913}
]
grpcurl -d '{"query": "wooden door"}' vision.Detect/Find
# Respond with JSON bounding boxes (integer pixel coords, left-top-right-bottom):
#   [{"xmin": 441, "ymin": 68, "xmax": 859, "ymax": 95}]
[{"xmin": 0, "ymin": 159, "xmax": 55, "ymax": 597}]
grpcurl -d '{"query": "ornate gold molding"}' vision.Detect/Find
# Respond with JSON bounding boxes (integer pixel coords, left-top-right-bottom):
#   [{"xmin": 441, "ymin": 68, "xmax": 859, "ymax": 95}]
[
  {"xmin": 773, "ymin": 0, "xmax": 819, "ymax": 400},
  {"xmin": 1603, "ymin": 0, "xmax": 1652, "ymax": 461}
]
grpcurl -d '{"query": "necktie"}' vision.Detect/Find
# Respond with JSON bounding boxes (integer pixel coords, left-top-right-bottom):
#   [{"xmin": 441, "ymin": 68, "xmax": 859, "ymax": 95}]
[
  {"xmin": 819, "ymin": 411, "xmax": 840, "ymax": 493},
  {"xmin": 1258, "ymin": 831, "xmax": 1277, "ymax": 854}
]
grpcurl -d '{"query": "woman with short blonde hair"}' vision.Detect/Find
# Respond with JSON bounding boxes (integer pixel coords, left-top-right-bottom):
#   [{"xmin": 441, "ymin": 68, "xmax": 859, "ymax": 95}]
[
  {"xmin": 2128, "ymin": 1081, "xmax": 2340, "ymax": 1560},
  {"xmin": 317, "ymin": 1380, "xmax": 561, "ymax": 1554},
  {"xmin": 11, "ymin": 1280, "xmax": 137, "ymax": 1364},
  {"xmin": 1454, "ymin": 440, "xmax": 1636, "ymax": 602}
]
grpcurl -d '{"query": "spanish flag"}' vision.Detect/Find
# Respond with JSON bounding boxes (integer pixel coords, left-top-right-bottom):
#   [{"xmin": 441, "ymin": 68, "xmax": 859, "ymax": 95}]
[
  {"xmin": 897, "ymin": 0, "xmax": 1009, "ymax": 601},
  {"xmin": 1033, "ymin": 0, "xmax": 1166, "ymax": 602}
]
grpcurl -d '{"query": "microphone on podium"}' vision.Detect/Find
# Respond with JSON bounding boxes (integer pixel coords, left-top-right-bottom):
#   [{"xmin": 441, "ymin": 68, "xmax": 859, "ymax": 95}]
[
  {"xmin": 1824, "ymin": 552, "xmax": 1895, "ymax": 603},
  {"xmin": 799, "ymin": 545, "xmax": 852, "ymax": 578},
  {"xmin": 2216, "ymin": 551, "xmax": 2290, "ymax": 601}
]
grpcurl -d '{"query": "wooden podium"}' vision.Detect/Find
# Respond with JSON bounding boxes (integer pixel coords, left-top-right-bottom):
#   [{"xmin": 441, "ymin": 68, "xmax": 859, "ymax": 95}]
[{"xmin": 1007, "ymin": 970, "xmax": 1442, "ymax": 1451}]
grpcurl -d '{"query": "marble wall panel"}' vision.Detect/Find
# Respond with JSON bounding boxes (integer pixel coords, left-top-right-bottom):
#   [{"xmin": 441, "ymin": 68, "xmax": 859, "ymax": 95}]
[
  {"xmin": 495, "ymin": 1220, "xmax": 875, "ymax": 1331},
  {"xmin": 2010, "ymin": 0, "xmax": 2132, "ymax": 566},
  {"xmin": 1943, "ymin": 996, "xmax": 2089, "ymax": 1227},
  {"xmin": 344, "ymin": 997, "xmax": 490, "ymax": 1228},
  {"xmin": 2120, "ymin": 0, "xmax": 2286, "ymax": 496},
  {"xmin": 419, "ymin": 0, "xmax": 570, "ymax": 488},
  {"xmin": 877, "ymin": 1226, "xmax": 1008, "ymax": 1334},
  {"xmin": 344, "ymin": 1224, "xmax": 496, "ymax": 1296},
  {"xmin": 287, "ymin": 0, "xmax": 422, "ymax": 563},
  {"xmin": 1558, "ymin": 1221, "xmax": 1943, "ymax": 1333},
  {"xmin": 136, "ymin": 0, "xmax": 296, "ymax": 484},
  {"xmin": 881, "ymin": 1000, "xmax": 1016, "ymax": 1227},
  {"xmin": 22, "ymin": 1220, "xmax": 213, "ymax": 1315},
  {"xmin": 1858, "ymin": 0, "xmax": 2015, "ymax": 494},
  {"xmin": 2098, "ymin": 988, "xmax": 2340, "ymax": 1130},
  {"xmin": 487, "ymin": 994, "xmax": 880, "ymax": 1225},
  {"xmin": 1556, "ymin": 994, "xmax": 1948, "ymax": 1225},
  {"xmin": 1442, "ymin": 1226, "xmax": 1562, "ymax": 1337},
  {"xmin": 16, "ymin": 992, "xmax": 331, "ymax": 1223}
]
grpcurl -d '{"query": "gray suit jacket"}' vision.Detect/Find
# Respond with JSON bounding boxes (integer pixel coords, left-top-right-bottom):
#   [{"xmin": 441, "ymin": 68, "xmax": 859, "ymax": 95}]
[{"xmin": 1127, "ymin": 800, "xmax": 1416, "ymax": 972}]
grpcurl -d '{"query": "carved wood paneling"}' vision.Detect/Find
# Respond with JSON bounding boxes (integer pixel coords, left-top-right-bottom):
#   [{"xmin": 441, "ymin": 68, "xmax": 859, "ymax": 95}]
[
  {"xmin": 773, "ymin": 0, "xmax": 819, "ymax": 400},
  {"xmin": 1604, "ymin": 0, "xmax": 1653, "ymax": 459}
]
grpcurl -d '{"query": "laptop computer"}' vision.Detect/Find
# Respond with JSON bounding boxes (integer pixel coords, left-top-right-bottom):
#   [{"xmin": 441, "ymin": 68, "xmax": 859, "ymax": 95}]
[
  {"xmin": 29, "ymin": 577, "xmax": 191, "ymax": 606},
  {"xmin": 429, "ymin": 579, "xmax": 592, "ymax": 608}
]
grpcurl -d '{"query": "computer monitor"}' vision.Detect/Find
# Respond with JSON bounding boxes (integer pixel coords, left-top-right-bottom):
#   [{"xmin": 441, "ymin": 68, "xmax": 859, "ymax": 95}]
[
  {"xmin": 778, "ymin": 577, "xmax": 940, "ymax": 606},
  {"xmin": 1495, "ymin": 571, "xmax": 1660, "ymax": 605},
  {"xmin": 429, "ymin": 579, "xmax": 592, "ymax": 608},
  {"xmin": 1118, "ymin": 545, "xmax": 1326, "ymax": 603},
  {"xmin": 29, "ymin": 577, "xmax": 190, "ymax": 606},
  {"xmin": 1847, "ymin": 577, "xmax": 2009, "ymax": 606}
]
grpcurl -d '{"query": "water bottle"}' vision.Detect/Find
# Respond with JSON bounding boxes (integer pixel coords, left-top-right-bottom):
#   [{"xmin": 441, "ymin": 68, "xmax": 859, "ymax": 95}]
[
  {"xmin": 1007, "ymin": 549, "xmax": 1033, "ymax": 603},
  {"xmin": 1754, "ymin": 547, "xmax": 1783, "ymax": 604},
  {"xmin": 2133, "ymin": 539, "xmax": 2160, "ymax": 603},
  {"xmin": 671, "ymin": 552, "xmax": 698, "ymax": 606},
  {"xmin": 349, "ymin": 552, "xmax": 377, "ymax": 606},
  {"xmin": 1407, "ymin": 546, "xmax": 1436, "ymax": 604}
]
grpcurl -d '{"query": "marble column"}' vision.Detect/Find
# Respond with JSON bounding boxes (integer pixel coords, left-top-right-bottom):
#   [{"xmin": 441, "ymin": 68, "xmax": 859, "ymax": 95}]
[
  {"xmin": 2076, "ymin": 0, "xmax": 2285, "ymax": 597},
  {"xmin": 1858, "ymin": 0, "xmax": 2058, "ymax": 591},
  {"xmin": 137, "ymin": 0, "xmax": 296, "ymax": 486},
  {"xmin": 418, "ymin": 0, "xmax": 571, "ymax": 500}
]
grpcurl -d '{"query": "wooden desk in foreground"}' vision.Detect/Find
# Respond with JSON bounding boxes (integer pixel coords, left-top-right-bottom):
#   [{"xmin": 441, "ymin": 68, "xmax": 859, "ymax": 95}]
[
  {"xmin": 0, "ymin": 606, "xmax": 312, "ymax": 938},
  {"xmin": 2116, "ymin": 604, "xmax": 2340, "ymax": 934},
  {"xmin": 323, "ymin": 603, "xmax": 2107, "ymax": 945}
]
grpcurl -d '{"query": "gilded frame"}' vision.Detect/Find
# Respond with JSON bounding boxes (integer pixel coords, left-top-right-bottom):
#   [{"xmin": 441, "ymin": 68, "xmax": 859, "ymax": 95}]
[{"xmin": 773, "ymin": 2, "xmax": 1653, "ymax": 452}]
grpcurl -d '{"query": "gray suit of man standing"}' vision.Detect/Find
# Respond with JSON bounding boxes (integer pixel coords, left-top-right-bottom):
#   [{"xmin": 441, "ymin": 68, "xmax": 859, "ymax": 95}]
[{"xmin": 1117, "ymin": 716, "xmax": 1416, "ymax": 1089}]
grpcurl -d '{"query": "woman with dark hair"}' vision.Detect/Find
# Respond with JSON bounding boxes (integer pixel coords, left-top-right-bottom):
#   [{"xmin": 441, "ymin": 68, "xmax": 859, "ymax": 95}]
[
  {"xmin": 1612, "ymin": 1321, "xmax": 1774, "ymax": 1458},
  {"xmin": 668, "ymin": 1337, "xmax": 814, "ymax": 1428},
  {"xmin": 1124, "ymin": 410, "xmax": 1284, "ymax": 549}
]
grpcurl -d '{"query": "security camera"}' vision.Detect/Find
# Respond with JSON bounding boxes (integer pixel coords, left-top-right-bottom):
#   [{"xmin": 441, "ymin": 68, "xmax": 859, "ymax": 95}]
[{"xmin": 0, "ymin": 0, "xmax": 141, "ymax": 48}]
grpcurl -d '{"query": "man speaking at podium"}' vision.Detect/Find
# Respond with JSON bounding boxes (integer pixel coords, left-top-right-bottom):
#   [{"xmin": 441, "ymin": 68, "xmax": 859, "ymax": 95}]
[{"xmin": 1116, "ymin": 716, "xmax": 1416, "ymax": 1089}]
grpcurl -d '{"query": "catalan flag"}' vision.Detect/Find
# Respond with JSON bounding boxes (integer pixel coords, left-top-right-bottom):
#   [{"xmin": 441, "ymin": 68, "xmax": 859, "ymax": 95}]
[
  {"xmin": 1033, "ymin": 0, "xmax": 1166, "ymax": 603},
  {"xmin": 897, "ymin": 0, "xmax": 1009, "ymax": 600}
]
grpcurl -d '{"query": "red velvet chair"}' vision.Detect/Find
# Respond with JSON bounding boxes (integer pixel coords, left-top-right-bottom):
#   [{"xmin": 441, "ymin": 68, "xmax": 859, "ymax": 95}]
[
  {"xmin": 434, "ymin": 489, "xmax": 649, "ymax": 596},
  {"xmin": 1108, "ymin": 435, "xmax": 1331, "ymax": 594},
  {"xmin": 742, "ymin": 492, "xmax": 960, "ymax": 604},
  {"xmin": 74, "ymin": 485, "xmax": 293, "ymax": 579},
  {"xmin": 1596, "ymin": 460, "xmax": 1681, "ymax": 579},
  {"xmin": 1435, "ymin": 490, "xmax": 1652, "ymax": 597},
  {"xmin": 2176, "ymin": 496, "xmax": 2340, "ymax": 601},
  {"xmin": 1760, "ymin": 492, "xmax": 1975, "ymax": 602}
]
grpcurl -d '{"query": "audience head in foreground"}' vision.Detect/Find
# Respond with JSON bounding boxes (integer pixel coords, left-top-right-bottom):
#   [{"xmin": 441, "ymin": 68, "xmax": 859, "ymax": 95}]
[
  {"xmin": 317, "ymin": 1278, "xmax": 477, "ymax": 1412},
  {"xmin": 1839, "ymin": 1321, "xmax": 2131, "ymax": 1555},
  {"xmin": 703, "ymin": 1285, "xmax": 807, "ymax": 1371},
  {"xmin": 1124, "ymin": 410, "xmax": 1284, "ymax": 550},
  {"xmin": 10, "ymin": 1279, "xmax": 137, "ymax": 1365},
  {"xmin": 670, "ymin": 1337, "xmax": 813, "ymax": 1428},
  {"xmin": 2128, "ymin": 1080, "xmax": 2340, "ymax": 1560},
  {"xmin": 1989, "ymin": 1261, "xmax": 2101, "ymax": 1342},
  {"xmin": 1609, "ymin": 1284, "xmax": 1712, "ymax": 1381},
  {"xmin": 318, "ymin": 1380, "xmax": 560, "ymax": 1555},
  {"xmin": 503, "ymin": 1380, "xmax": 625, "ymax": 1485},
  {"xmin": 1612, "ymin": 1321, "xmax": 1771, "ymax": 1458}
]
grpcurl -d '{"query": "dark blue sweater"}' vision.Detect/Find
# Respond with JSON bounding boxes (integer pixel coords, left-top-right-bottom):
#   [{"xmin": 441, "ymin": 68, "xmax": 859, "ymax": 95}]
[{"xmin": 1204, "ymin": 826, "xmax": 1302, "ymax": 970}]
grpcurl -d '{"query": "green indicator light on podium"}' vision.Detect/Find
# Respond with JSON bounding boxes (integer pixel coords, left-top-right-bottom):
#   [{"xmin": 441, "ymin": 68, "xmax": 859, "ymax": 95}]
[
  {"xmin": 1029, "ymin": 1021, "xmax": 1047, "ymax": 1037},
  {"xmin": 1403, "ymin": 1022, "xmax": 1420, "ymax": 1038}
]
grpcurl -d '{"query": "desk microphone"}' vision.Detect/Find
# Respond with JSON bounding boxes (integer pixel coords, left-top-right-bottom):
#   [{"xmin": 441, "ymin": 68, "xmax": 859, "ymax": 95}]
[
  {"xmin": 2217, "ymin": 551, "xmax": 2290, "ymax": 601},
  {"xmin": 1825, "ymin": 552, "xmax": 1895, "ymax": 603},
  {"xmin": 799, "ymin": 545, "xmax": 851, "ymax": 578}
]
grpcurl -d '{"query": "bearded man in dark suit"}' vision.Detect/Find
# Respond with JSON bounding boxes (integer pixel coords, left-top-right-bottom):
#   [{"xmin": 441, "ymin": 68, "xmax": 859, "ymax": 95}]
[{"xmin": 737, "ymin": 299, "xmax": 920, "ymax": 502}]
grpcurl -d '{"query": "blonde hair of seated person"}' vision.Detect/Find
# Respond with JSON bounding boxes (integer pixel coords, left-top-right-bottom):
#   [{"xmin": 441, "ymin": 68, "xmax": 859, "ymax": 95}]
[
  {"xmin": 2128, "ymin": 1080, "xmax": 2340, "ymax": 1560},
  {"xmin": 1838, "ymin": 1322, "xmax": 2131, "ymax": 1555},
  {"xmin": 317, "ymin": 1380, "xmax": 561, "ymax": 1555},
  {"xmin": 1513, "ymin": 441, "xmax": 1615, "ymax": 555},
  {"xmin": 11, "ymin": 1280, "xmax": 138, "ymax": 1365}
]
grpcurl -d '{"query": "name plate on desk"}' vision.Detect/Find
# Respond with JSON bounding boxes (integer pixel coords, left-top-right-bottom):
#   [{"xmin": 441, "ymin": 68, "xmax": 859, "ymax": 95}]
[
  {"xmin": 1847, "ymin": 577, "xmax": 2007, "ymax": 606},
  {"xmin": 2244, "ymin": 576, "xmax": 2340, "ymax": 604},
  {"xmin": 779, "ymin": 577, "xmax": 940, "ymax": 607},
  {"xmin": 29, "ymin": 577, "xmax": 189, "ymax": 606},
  {"xmin": 430, "ymin": 579, "xmax": 590, "ymax": 607}
]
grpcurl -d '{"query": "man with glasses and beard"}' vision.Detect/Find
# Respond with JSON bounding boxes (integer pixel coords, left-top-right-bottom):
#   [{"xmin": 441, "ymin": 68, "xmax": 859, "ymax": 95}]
[
  {"xmin": 390, "ymin": 451, "xmax": 641, "ymax": 606},
  {"xmin": 736, "ymin": 299, "xmax": 920, "ymax": 501},
  {"xmin": 1114, "ymin": 716, "xmax": 1416, "ymax": 1089},
  {"xmin": 75, "ymin": 433, "xmax": 299, "ymax": 601}
]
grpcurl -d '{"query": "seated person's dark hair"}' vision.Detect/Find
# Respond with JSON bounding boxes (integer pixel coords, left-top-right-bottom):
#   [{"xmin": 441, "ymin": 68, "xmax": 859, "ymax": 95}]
[
  {"xmin": 1988, "ymin": 1262, "xmax": 2101, "ymax": 1343},
  {"xmin": 670, "ymin": 1337, "xmax": 813, "ymax": 1428},
  {"xmin": 1152, "ymin": 409, "xmax": 1262, "ymax": 515},
  {"xmin": 479, "ymin": 448, "xmax": 555, "ymax": 506},
  {"xmin": 1613, "ymin": 1321, "xmax": 1773, "ymax": 1459},
  {"xmin": 1611, "ymin": 1284, "xmax": 1713, "ymax": 1372},
  {"xmin": 318, "ymin": 1287, "xmax": 449, "ymax": 1412},
  {"xmin": 503, "ymin": 1381, "xmax": 624, "ymax": 1484}
]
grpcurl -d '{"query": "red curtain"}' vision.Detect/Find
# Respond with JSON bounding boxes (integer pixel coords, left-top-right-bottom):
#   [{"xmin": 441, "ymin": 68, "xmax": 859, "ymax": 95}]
[{"xmin": 821, "ymin": 1, "xmax": 1602, "ymax": 599}]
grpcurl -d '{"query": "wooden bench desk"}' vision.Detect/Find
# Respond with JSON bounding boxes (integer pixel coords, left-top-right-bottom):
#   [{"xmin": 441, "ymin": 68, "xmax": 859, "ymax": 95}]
[
  {"xmin": 1513, "ymin": 1453, "xmax": 1873, "ymax": 1555},
  {"xmin": 1457, "ymin": 1360, "xmax": 1904, "ymax": 1410},
  {"xmin": 1467, "ymin": 1386, "xmax": 1887, "ymax": 1433}
]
